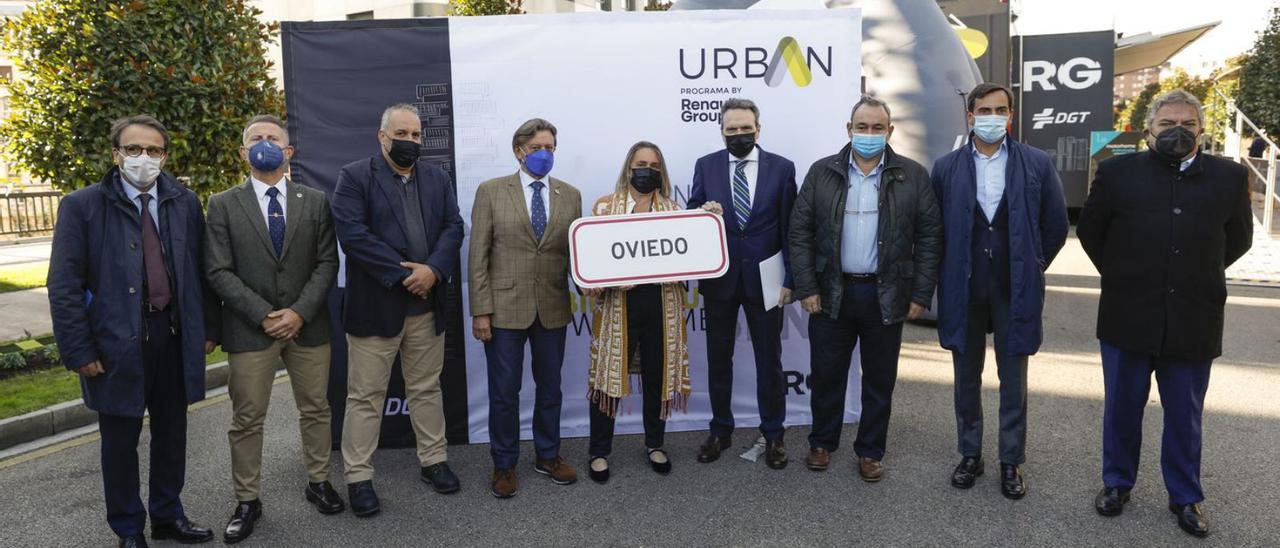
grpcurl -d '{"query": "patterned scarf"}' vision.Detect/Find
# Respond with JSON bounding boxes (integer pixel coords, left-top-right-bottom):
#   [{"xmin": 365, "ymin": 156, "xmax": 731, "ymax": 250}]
[{"xmin": 587, "ymin": 189, "xmax": 690, "ymax": 419}]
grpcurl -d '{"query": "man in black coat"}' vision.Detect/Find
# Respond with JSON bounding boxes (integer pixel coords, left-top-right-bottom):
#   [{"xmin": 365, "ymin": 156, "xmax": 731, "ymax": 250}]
[{"xmin": 1078, "ymin": 89, "xmax": 1253, "ymax": 538}]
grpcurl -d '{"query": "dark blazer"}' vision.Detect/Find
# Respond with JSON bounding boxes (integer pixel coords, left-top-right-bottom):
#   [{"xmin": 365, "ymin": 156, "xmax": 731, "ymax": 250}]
[
  {"xmin": 204, "ymin": 179, "xmax": 338, "ymax": 353},
  {"xmin": 1077, "ymin": 150, "xmax": 1252, "ymax": 361},
  {"xmin": 790, "ymin": 144, "xmax": 942, "ymax": 323},
  {"xmin": 687, "ymin": 147, "xmax": 797, "ymax": 304},
  {"xmin": 47, "ymin": 169, "xmax": 217, "ymax": 417},
  {"xmin": 331, "ymin": 154, "xmax": 464, "ymax": 338},
  {"xmin": 931, "ymin": 137, "xmax": 1069, "ymax": 356}
]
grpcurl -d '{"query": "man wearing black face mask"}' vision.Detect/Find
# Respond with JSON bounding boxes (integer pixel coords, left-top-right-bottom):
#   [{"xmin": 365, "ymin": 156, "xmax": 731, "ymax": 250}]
[
  {"xmin": 1078, "ymin": 90, "xmax": 1252, "ymax": 538},
  {"xmin": 330, "ymin": 103, "xmax": 465, "ymax": 516},
  {"xmin": 687, "ymin": 98, "xmax": 797, "ymax": 469}
]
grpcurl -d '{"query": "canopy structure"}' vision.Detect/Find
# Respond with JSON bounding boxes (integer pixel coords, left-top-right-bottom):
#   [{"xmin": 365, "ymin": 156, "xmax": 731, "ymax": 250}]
[{"xmin": 1114, "ymin": 21, "xmax": 1220, "ymax": 75}]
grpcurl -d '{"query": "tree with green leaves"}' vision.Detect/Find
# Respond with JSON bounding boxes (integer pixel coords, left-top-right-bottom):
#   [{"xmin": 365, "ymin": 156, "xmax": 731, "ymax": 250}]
[
  {"xmin": 1238, "ymin": 6, "xmax": 1280, "ymax": 136},
  {"xmin": 1116, "ymin": 69, "xmax": 1214, "ymax": 132},
  {"xmin": 0, "ymin": 0, "xmax": 283, "ymax": 198},
  {"xmin": 449, "ymin": 0, "xmax": 524, "ymax": 16}
]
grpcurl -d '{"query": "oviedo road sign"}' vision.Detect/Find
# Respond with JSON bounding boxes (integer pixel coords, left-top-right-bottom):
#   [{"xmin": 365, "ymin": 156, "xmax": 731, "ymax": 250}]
[{"xmin": 569, "ymin": 209, "xmax": 729, "ymax": 288}]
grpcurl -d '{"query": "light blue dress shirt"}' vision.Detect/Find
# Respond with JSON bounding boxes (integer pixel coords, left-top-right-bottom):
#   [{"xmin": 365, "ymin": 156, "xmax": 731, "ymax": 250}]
[
  {"xmin": 121, "ymin": 178, "xmax": 160, "ymax": 231},
  {"xmin": 841, "ymin": 154, "xmax": 883, "ymax": 274},
  {"xmin": 973, "ymin": 140, "xmax": 1008, "ymax": 222}
]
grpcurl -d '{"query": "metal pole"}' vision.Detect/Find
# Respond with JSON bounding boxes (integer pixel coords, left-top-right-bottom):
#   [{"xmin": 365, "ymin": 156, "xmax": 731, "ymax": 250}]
[
  {"xmin": 1267, "ymin": 143, "xmax": 1276, "ymax": 236},
  {"xmin": 1233, "ymin": 108, "xmax": 1243, "ymax": 163}
]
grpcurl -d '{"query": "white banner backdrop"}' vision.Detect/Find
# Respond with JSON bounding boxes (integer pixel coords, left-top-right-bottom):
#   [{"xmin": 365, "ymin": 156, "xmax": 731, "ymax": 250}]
[{"xmin": 450, "ymin": 9, "xmax": 864, "ymax": 443}]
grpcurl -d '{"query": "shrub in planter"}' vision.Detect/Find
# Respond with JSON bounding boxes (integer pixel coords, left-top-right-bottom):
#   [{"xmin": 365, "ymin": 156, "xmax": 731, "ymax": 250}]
[{"xmin": 0, "ymin": 352, "xmax": 25, "ymax": 371}]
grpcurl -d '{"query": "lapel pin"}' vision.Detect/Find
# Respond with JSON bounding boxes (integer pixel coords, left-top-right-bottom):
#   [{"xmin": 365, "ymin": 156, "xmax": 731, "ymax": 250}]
[{"xmin": 296, "ymin": 193, "xmax": 303, "ymax": 198}]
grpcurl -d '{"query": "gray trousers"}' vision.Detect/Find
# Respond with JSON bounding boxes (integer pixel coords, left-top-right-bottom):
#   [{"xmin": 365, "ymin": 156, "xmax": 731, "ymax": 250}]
[{"xmin": 951, "ymin": 286, "xmax": 1029, "ymax": 465}]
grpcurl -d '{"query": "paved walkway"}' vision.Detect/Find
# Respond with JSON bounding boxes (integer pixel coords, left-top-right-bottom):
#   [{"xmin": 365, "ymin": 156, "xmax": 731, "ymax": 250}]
[
  {"xmin": 0, "ymin": 242, "xmax": 1277, "ymax": 546},
  {"xmin": 0, "ymin": 241, "xmax": 51, "ymax": 343},
  {"xmin": 0, "ymin": 240, "xmax": 51, "ymax": 267},
  {"xmin": 1226, "ymin": 218, "xmax": 1280, "ymax": 285}
]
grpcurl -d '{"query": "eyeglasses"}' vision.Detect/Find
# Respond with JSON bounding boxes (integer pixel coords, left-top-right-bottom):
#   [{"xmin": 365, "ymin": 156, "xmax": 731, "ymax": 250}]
[{"xmin": 117, "ymin": 145, "xmax": 167, "ymax": 158}]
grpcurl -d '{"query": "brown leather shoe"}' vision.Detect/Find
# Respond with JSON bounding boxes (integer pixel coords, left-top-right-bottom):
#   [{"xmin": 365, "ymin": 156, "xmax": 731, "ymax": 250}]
[
  {"xmin": 490, "ymin": 468, "xmax": 518, "ymax": 498},
  {"xmin": 858, "ymin": 457, "xmax": 884, "ymax": 483},
  {"xmin": 805, "ymin": 447, "xmax": 830, "ymax": 471},
  {"xmin": 764, "ymin": 440, "xmax": 788, "ymax": 470},
  {"xmin": 697, "ymin": 435, "xmax": 733, "ymax": 463},
  {"xmin": 534, "ymin": 456, "xmax": 578, "ymax": 485}
]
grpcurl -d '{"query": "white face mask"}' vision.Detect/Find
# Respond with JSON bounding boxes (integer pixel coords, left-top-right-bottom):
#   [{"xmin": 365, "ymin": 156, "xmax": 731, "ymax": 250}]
[{"xmin": 120, "ymin": 155, "xmax": 162, "ymax": 189}]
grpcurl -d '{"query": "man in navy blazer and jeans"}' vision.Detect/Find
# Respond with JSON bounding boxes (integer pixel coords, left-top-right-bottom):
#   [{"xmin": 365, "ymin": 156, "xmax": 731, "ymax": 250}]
[
  {"xmin": 330, "ymin": 104, "xmax": 465, "ymax": 517},
  {"xmin": 687, "ymin": 98, "xmax": 797, "ymax": 469}
]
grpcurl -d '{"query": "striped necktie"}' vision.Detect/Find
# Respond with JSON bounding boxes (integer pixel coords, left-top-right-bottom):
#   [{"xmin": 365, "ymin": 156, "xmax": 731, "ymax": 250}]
[{"xmin": 732, "ymin": 160, "xmax": 750, "ymax": 230}]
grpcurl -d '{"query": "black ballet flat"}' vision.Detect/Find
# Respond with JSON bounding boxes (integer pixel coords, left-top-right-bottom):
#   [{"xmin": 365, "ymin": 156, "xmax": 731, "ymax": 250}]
[{"xmin": 647, "ymin": 448, "xmax": 672, "ymax": 475}]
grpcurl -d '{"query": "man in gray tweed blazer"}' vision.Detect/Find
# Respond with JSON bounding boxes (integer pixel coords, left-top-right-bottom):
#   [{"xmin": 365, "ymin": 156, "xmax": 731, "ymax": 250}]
[{"xmin": 204, "ymin": 115, "xmax": 342, "ymax": 543}]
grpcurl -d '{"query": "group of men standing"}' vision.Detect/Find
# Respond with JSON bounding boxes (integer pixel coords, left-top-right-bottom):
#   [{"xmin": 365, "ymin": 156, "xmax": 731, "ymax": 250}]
[{"xmin": 46, "ymin": 82, "xmax": 1250, "ymax": 546}]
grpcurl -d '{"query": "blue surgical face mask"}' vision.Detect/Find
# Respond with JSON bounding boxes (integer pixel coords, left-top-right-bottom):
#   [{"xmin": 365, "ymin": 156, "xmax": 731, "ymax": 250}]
[
  {"xmin": 248, "ymin": 140, "xmax": 286, "ymax": 172},
  {"xmin": 851, "ymin": 133, "xmax": 886, "ymax": 159},
  {"xmin": 972, "ymin": 115, "xmax": 1008, "ymax": 144},
  {"xmin": 523, "ymin": 149, "xmax": 554, "ymax": 178}
]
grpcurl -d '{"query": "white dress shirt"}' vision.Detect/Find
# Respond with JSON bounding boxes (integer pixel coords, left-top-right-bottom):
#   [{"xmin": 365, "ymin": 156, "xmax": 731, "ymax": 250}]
[
  {"xmin": 1180, "ymin": 154, "xmax": 1197, "ymax": 172},
  {"xmin": 728, "ymin": 146, "xmax": 760, "ymax": 208},
  {"xmin": 973, "ymin": 140, "xmax": 1008, "ymax": 222},
  {"xmin": 251, "ymin": 176, "xmax": 288, "ymax": 226},
  {"xmin": 518, "ymin": 169, "xmax": 552, "ymax": 220}
]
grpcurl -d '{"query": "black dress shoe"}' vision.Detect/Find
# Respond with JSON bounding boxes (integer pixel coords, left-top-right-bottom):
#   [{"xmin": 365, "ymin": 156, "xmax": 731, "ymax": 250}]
[
  {"xmin": 151, "ymin": 517, "xmax": 214, "ymax": 544},
  {"xmin": 421, "ymin": 462, "xmax": 462, "ymax": 494},
  {"xmin": 1000, "ymin": 463, "xmax": 1026, "ymax": 500},
  {"xmin": 588, "ymin": 456, "xmax": 610, "ymax": 484},
  {"xmin": 1094, "ymin": 487, "xmax": 1131, "ymax": 517},
  {"xmin": 765, "ymin": 439, "xmax": 788, "ymax": 470},
  {"xmin": 305, "ymin": 481, "xmax": 346, "ymax": 515},
  {"xmin": 222, "ymin": 500, "xmax": 262, "ymax": 544},
  {"xmin": 647, "ymin": 448, "xmax": 672, "ymax": 475},
  {"xmin": 1169, "ymin": 502, "xmax": 1210, "ymax": 538},
  {"xmin": 950, "ymin": 456, "xmax": 984, "ymax": 489},
  {"xmin": 119, "ymin": 535, "xmax": 148, "ymax": 548},
  {"xmin": 347, "ymin": 480, "xmax": 380, "ymax": 518},
  {"xmin": 696, "ymin": 435, "xmax": 732, "ymax": 463}
]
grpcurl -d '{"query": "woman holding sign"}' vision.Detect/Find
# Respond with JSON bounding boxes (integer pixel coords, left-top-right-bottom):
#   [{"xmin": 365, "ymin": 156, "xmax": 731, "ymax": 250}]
[{"xmin": 582, "ymin": 141, "xmax": 691, "ymax": 483}]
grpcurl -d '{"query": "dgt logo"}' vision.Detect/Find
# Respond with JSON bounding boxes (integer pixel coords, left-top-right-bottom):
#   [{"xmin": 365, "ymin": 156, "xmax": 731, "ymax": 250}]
[
  {"xmin": 1023, "ymin": 57, "xmax": 1102, "ymax": 92},
  {"xmin": 1031, "ymin": 108, "xmax": 1092, "ymax": 129},
  {"xmin": 679, "ymin": 36, "xmax": 832, "ymax": 88}
]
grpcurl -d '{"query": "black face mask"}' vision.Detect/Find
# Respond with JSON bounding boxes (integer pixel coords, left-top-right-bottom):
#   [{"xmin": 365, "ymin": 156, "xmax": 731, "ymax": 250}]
[
  {"xmin": 386, "ymin": 138, "xmax": 420, "ymax": 169},
  {"xmin": 629, "ymin": 167, "xmax": 662, "ymax": 194},
  {"xmin": 725, "ymin": 133, "xmax": 756, "ymax": 159},
  {"xmin": 1152, "ymin": 126, "xmax": 1198, "ymax": 161}
]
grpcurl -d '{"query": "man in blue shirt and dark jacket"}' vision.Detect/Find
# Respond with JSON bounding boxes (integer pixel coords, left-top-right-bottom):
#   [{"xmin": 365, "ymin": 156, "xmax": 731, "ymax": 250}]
[{"xmin": 931, "ymin": 82, "xmax": 1068, "ymax": 501}]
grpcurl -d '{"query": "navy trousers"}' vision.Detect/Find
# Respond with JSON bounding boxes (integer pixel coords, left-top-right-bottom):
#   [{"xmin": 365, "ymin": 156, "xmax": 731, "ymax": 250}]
[
  {"xmin": 806, "ymin": 280, "xmax": 904, "ymax": 459},
  {"xmin": 704, "ymin": 282, "xmax": 786, "ymax": 441},
  {"xmin": 98, "ymin": 310, "xmax": 188, "ymax": 538},
  {"xmin": 1101, "ymin": 341, "xmax": 1212, "ymax": 505},
  {"xmin": 484, "ymin": 316, "xmax": 567, "ymax": 470},
  {"xmin": 951, "ymin": 281, "xmax": 1029, "ymax": 465}
]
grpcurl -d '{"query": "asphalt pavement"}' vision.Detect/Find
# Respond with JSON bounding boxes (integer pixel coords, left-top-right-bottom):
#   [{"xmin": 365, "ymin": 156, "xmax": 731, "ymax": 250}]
[{"xmin": 1, "ymin": 238, "xmax": 1278, "ymax": 547}]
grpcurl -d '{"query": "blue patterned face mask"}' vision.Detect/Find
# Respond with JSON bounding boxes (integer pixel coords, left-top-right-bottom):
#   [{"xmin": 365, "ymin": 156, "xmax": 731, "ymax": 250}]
[
  {"xmin": 851, "ymin": 133, "xmax": 886, "ymax": 159},
  {"xmin": 248, "ymin": 140, "xmax": 286, "ymax": 172},
  {"xmin": 523, "ymin": 149, "xmax": 554, "ymax": 178},
  {"xmin": 972, "ymin": 115, "xmax": 1008, "ymax": 144}
]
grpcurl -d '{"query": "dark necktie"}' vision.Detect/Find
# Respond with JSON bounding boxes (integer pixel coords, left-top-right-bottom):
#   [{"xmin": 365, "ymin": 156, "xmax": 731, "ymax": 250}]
[
  {"xmin": 138, "ymin": 194, "xmax": 171, "ymax": 311},
  {"xmin": 530, "ymin": 180, "xmax": 547, "ymax": 242},
  {"xmin": 733, "ymin": 160, "xmax": 751, "ymax": 230},
  {"xmin": 266, "ymin": 187, "xmax": 285, "ymax": 257}
]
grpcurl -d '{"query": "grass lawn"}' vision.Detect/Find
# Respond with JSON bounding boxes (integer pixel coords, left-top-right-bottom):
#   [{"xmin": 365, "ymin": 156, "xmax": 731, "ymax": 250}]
[
  {"xmin": 0, "ymin": 261, "xmax": 48, "ymax": 293},
  {"xmin": 0, "ymin": 367, "xmax": 81, "ymax": 419},
  {"xmin": 0, "ymin": 348, "xmax": 232, "ymax": 420}
]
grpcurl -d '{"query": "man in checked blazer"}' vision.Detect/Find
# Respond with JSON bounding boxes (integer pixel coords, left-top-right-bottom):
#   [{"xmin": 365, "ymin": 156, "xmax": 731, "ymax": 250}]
[
  {"xmin": 204, "ymin": 115, "xmax": 342, "ymax": 543},
  {"xmin": 469, "ymin": 118, "xmax": 583, "ymax": 498}
]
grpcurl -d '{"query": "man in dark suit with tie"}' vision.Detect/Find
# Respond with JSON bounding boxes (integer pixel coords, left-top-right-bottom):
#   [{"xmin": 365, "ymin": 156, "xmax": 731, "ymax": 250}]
[
  {"xmin": 204, "ymin": 115, "xmax": 342, "ymax": 542},
  {"xmin": 687, "ymin": 98, "xmax": 797, "ymax": 469},
  {"xmin": 48, "ymin": 115, "xmax": 218, "ymax": 547},
  {"xmin": 330, "ymin": 104, "xmax": 465, "ymax": 517}
]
